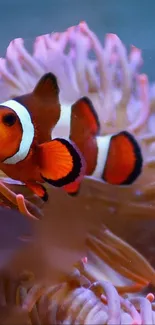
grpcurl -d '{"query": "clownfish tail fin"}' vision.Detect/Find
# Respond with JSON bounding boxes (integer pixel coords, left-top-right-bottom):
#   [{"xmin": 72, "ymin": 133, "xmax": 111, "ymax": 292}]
[
  {"xmin": 38, "ymin": 138, "xmax": 86, "ymax": 188},
  {"xmin": 94, "ymin": 131, "xmax": 143, "ymax": 185},
  {"xmin": 103, "ymin": 131, "xmax": 143, "ymax": 185}
]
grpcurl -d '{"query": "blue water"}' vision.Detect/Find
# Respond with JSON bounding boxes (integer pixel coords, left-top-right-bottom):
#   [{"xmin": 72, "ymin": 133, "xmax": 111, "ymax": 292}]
[{"xmin": 0, "ymin": 0, "xmax": 155, "ymax": 80}]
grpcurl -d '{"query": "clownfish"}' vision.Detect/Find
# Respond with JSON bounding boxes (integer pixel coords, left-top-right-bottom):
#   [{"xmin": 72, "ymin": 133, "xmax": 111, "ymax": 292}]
[
  {"xmin": 52, "ymin": 88, "xmax": 143, "ymax": 195},
  {"xmin": 0, "ymin": 73, "xmax": 86, "ymax": 201}
]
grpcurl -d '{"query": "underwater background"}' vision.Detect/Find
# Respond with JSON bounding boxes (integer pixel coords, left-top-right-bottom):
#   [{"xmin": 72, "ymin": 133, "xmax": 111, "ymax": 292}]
[
  {"xmin": 0, "ymin": 0, "xmax": 155, "ymax": 80},
  {"xmin": 1, "ymin": 1, "xmax": 155, "ymax": 322}
]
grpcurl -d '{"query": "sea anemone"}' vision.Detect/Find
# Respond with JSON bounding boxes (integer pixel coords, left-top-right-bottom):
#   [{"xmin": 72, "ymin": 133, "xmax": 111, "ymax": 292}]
[
  {"xmin": 1, "ymin": 225, "xmax": 155, "ymax": 324},
  {"xmin": 0, "ymin": 21, "xmax": 155, "ymax": 324}
]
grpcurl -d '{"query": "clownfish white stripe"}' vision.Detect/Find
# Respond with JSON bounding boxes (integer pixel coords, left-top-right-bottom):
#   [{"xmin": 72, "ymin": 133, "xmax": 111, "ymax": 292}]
[
  {"xmin": 52, "ymin": 104, "xmax": 72, "ymax": 140},
  {"xmin": 1, "ymin": 100, "xmax": 35, "ymax": 164},
  {"xmin": 92, "ymin": 135, "xmax": 112, "ymax": 179}
]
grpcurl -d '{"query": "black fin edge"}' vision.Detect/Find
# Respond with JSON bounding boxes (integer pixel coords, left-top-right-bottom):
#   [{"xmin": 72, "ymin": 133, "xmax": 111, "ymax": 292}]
[
  {"xmin": 41, "ymin": 185, "xmax": 49, "ymax": 202},
  {"xmin": 41, "ymin": 138, "xmax": 84, "ymax": 187},
  {"xmin": 102, "ymin": 130, "xmax": 143, "ymax": 185},
  {"xmin": 120, "ymin": 131, "xmax": 143, "ymax": 185},
  {"xmin": 74, "ymin": 96, "xmax": 100, "ymax": 135}
]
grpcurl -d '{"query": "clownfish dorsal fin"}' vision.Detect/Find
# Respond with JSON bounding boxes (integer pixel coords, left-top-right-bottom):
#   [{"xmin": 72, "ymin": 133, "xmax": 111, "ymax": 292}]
[
  {"xmin": 33, "ymin": 73, "xmax": 60, "ymax": 100},
  {"xmin": 71, "ymin": 96, "xmax": 100, "ymax": 138}
]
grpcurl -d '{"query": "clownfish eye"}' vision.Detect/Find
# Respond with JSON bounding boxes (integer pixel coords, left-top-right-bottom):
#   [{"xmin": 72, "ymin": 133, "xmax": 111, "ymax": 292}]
[{"xmin": 2, "ymin": 113, "xmax": 17, "ymax": 126}]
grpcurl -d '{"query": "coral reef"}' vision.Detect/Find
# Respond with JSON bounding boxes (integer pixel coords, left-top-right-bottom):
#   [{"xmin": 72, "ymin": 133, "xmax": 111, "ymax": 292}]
[{"xmin": 0, "ymin": 21, "xmax": 155, "ymax": 324}]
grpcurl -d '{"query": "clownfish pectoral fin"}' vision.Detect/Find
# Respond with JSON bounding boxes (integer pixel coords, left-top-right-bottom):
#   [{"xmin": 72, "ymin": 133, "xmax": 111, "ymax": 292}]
[
  {"xmin": 63, "ymin": 180, "xmax": 81, "ymax": 196},
  {"xmin": 25, "ymin": 182, "xmax": 48, "ymax": 202},
  {"xmin": 71, "ymin": 97, "xmax": 100, "ymax": 137},
  {"xmin": 38, "ymin": 138, "xmax": 85, "ymax": 187},
  {"xmin": 33, "ymin": 73, "xmax": 59, "ymax": 100},
  {"xmin": 102, "ymin": 131, "xmax": 143, "ymax": 185}
]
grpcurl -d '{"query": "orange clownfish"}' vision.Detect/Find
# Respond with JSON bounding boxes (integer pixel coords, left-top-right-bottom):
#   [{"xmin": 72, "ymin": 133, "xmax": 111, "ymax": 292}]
[
  {"xmin": 51, "ymin": 87, "xmax": 143, "ymax": 195},
  {"xmin": 0, "ymin": 73, "xmax": 85, "ymax": 201}
]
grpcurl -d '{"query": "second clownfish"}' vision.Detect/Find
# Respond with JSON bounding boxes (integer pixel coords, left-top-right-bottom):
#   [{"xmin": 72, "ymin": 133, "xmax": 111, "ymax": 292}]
[
  {"xmin": 0, "ymin": 73, "xmax": 85, "ymax": 201},
  {"xmin": 51, "ymin": 78, "xmax": 143, "ymax": 195}
]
